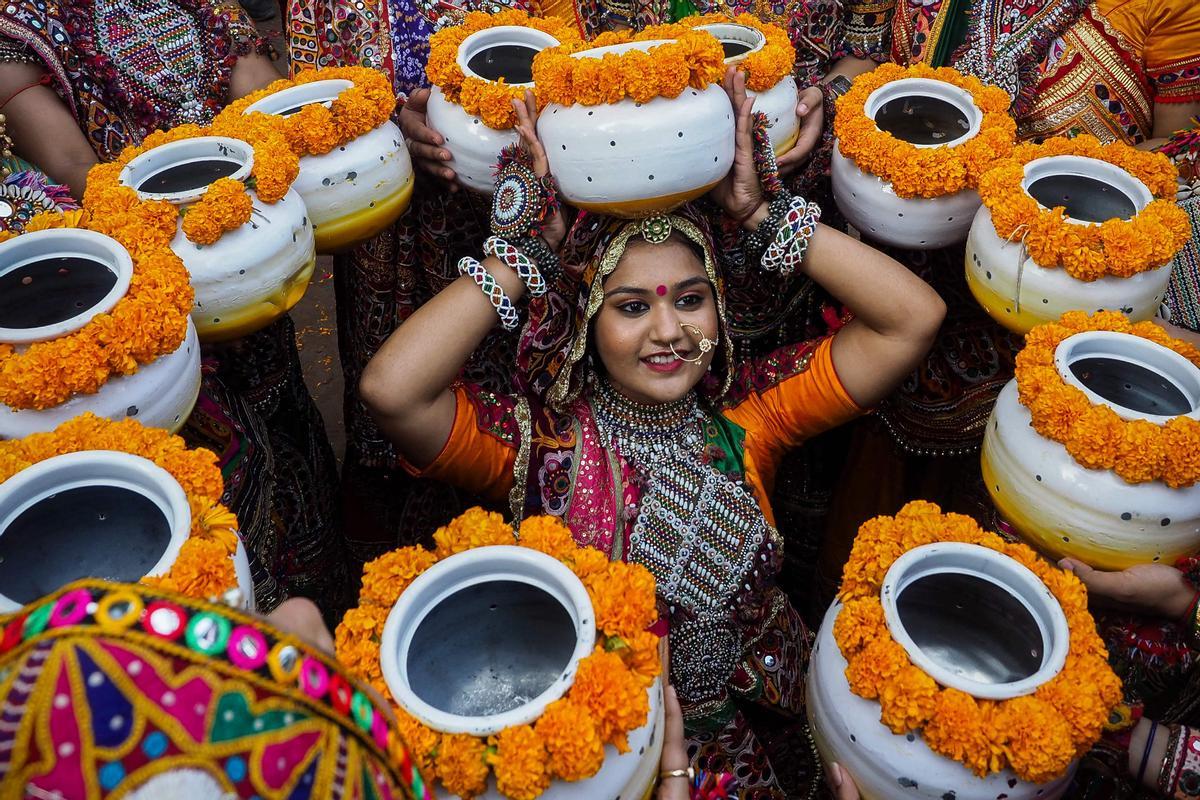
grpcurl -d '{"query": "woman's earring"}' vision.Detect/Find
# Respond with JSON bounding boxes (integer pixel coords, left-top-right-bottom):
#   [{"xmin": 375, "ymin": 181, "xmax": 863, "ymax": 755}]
[{"xmin": 670, "ymin": 322, "xmax": 719, "ymax": 366}]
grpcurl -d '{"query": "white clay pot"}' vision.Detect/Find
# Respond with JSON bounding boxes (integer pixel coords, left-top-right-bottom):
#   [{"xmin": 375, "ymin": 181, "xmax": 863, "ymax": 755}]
[
  {"xmin": 0, "ymin": 228, "xmax": 201, "ymax": 438},
  {"xmin": 120, "ymin": 136, "xmax": 316, "ymax": 343},
  {"xmin": 381, "ymin": 545, "xmax": 663, "ymax": 799},
  {"xmin": 983, "ymin": 331, "xmax": 1200, "ymax": 570},
  {"xmin": 832, "ymin": 78, "xmax": 984, "ymax": 249},
  {"xmin": 539, "ymin": 40, "xmax": 736, "ymax": 218},
  {"xmin": 807, "ymin": 542, "xmax": 1075, "ymax": 799},
  {"xmin": 427, "ymin": 26, "xmax": 563, "ymax": 194},
  {"xmin": 0, "ymin": 450, "xmax": 253, "ymax": 612},
  {"xmin": 967, "ymin": 155, "xmax": 1171, "ymax": 334},
  {"xmin": 244, "ymin": 79, "xmax": 414, "ymax": 253},
  {"xmin": 698, "ymin": 22, "xmax": 799, "ymax": 155}
]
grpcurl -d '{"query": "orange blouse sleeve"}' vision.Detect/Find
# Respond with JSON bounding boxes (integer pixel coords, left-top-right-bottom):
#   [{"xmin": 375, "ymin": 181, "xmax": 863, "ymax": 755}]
[
  {"xmin": 725, "ymin": 336, "xmax": 864, "ymax": 459},
  {"xmin": 400, "ymin": 385, "xmax": 517, "ymax": 505},
  {"xmin": 1100, "ymin": 0, "xmax": 1200, "ymax": 104}
]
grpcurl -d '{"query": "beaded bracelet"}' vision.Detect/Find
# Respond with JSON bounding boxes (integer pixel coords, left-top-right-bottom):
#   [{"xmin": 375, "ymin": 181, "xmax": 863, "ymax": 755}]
[
  {"xmin": 741, "ymin": 194, "xmax": 791, "ymax": 257},
  {"xmin": 457, "ymin": 256, "xmax": 520, "ymax": 332},
  {"xmin": 762, "ymin": 198, "xmax": 822, "ymax": 275},
  {"xmin": 514, "ymin": 235, "xmax": 562, "ymax": 284},
  {"xmin": 1159, "ymin": 724, "xmax": 1186, "ymax": 795},
  {"xmin": 483, "ymin": 236, "xmax": 546, "ymax": 297}
]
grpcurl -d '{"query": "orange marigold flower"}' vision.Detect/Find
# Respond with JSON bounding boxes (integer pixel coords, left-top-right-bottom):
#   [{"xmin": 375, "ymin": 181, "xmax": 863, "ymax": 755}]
[
  {"xmin": 437, "ymin": 733, "xmax": 490, "ymax": 798},
  {"xmin": 878, "ymin": 664, "xmax": 938, "ymax": 734},
  {"xmin": 1063, "ymin": 404, "xmax": 1124, "ymax": 471},
  {"xmin": 181, "ymin": 177, "xmax": 252, "ymax": 245},
  {"xmin": 923, "ymin": 690, "xmax": 998, "ymax": 776},
  {"xmin": 989, "ymin": 695, "xmax": 1076, "ymax": 784},
  {"xmin": 432, "ymin": 506, "xmax": 514, "ymax": 558},
  {"xmin": 832, "ymin": 596, "xmax": 887, "ymax": 656},
  {"xmin": 334, "ymin": 604, "xmax": 389, "ymax": 684},
  {"xmin": 487, "ymin": 725, "xmax": 551, "ymax": 800},
  {"xmin": 536, "ymin": 698, "xmax": 605, "ymax": 781},
  {"xmin": 587, "ymin": 561, "xmax": 658, "ymax": 637},
  {"xmin": 1112, "ymin": 418, "xmax": 1167, "ymax": 484},
  {"xmin": 844, "ymin": 637, "xmax": 909, "ymax": 700},
  {"xmin": 359, "ymin": 546, "xmax": 439, "ymax": 607},
  {"xmin": 571, "ymin": 648, "xmax": 650, "ymax": 751},
  {"xmin": 614, "ymin": 629, "xmax": 662, "ymax": 685},
  {"xmin": 395, "ymin": 708, "xmax": 441, "ymax": 781},
  {"xmin": 1163, "ymin": 417, "xmax": 1200, "ymax": 488},
  {"xmin": 517, "ymin": 515, "xmax": 578, "ymax": 561}
]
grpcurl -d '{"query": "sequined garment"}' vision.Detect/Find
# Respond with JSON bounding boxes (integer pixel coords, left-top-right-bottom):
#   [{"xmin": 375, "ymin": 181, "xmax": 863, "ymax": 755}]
[
  {"xmin": 1163, "ymin": 127, "xmax": 1200, "ymax": 334},
  {"xmin": 0, "ymin": 581, "xmax": 426, "ymax": 800}
]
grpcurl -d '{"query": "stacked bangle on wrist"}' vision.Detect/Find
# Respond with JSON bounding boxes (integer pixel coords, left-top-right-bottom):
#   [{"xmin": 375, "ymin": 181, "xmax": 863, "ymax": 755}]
[
  {"xmin": 741, "ymin": 194, "xmax": 791, "ymax": 257},
  {"xmin": 514, "ymin": 235, "xmax": 561, "ymax": 283},
  {"xmin": 762, "ymin": 198, "xmax": 821, "ymax": 275},
  {"xmin": 484, "ymin": 236, "xmax": 546, "ymax": 297},
  {"xmin": 457, "ymin": 256, "xmax": 520, "ymax": 332}
]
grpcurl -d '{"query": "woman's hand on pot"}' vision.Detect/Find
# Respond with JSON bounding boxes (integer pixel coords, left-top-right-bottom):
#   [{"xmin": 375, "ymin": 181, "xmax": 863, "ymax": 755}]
[
  {"xmin": 400, "ymin": 87, "xmax": 459, "ymax": 192},
  {"xmin": 656, "ymin": 685, "xmax": 690, "ymax": 800},
  {"xmin": 512, "ymin": 89, "xmax": 567, "ymax": 252},
  {"xmin": 827, "ymin": 762, "xmax": 862, "ymax": 800},
  {"xmin": 711, "ymin": 66, "xmax": 766, "ymax": 227},
  {"xmin": 1059, "ymin": 558, "xmax": 1196, "ymax": 619},
  {"xmin": 777, "ymin": 85, "xmax": 824, "ymax": 176}
]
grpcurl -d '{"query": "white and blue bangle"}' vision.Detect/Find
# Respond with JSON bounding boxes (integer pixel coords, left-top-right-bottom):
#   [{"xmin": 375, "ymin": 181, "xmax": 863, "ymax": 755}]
[{"xmin": 457, "ymin": 256, "xmax": 521, "ymax": 331}]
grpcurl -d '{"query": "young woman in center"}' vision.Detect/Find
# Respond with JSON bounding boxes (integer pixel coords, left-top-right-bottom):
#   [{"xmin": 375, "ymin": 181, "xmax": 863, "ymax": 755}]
[{"xmin": 360, "ymin": 76, "xmax": 946, "ymax": 797}]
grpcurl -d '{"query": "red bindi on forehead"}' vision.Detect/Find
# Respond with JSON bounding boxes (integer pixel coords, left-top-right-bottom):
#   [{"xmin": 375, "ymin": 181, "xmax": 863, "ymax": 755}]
[{"xmin": 656, "ymin": 285, "xmax": 668, "ymax": 296}]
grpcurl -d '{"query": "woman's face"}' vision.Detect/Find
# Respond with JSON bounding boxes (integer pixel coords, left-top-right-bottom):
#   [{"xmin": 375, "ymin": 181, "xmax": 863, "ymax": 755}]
[{"xmin": 592, "ymin": 236, "xmax": 719, "ymax": 405}]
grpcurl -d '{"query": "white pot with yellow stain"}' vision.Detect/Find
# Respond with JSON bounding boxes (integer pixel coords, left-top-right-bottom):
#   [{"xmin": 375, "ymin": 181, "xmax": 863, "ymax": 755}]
[
  {"xmin": 697, "ymin": 22, "xmax": 799, "ymax": 155},
  {"xmin": 120, "ymin": 136, "xmax": 316, "ymax": 343},
  {"xmin": 966, "ymin": 155, "xmax": 1172, "ymax": 334},
  {"xmin": 538, "ymin": 40, "xmax": 735, "ymax": 219},
  {"xmin": 832, "ymin": 78, "xmax": 983, "ymax": 249},
  {"xmin": 983, "ymin": 331, "xmax": 1200, "ymax": 570},
  {"xmin": 0, "ymin": 228, "xmax": 201, "ymax": 438},
  {"xmin": 427, "ymin": 26, "xmax": 564, "ymax": 194},
  {"xmin": 243, "ymin": 79, "xmax": 414, "ymax": 253}
]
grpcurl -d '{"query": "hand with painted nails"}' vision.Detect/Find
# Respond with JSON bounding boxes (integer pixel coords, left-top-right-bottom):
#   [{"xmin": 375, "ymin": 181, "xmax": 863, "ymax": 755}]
[
  {"xmin": 776, "ymin": 85, "xmax": 825, "ymax": 176},
  {"xmin": 826, "ymin": 761, "xmax": 862, "ymax": 799},
  {"xmin": 1059, "ymin": 558, "xmax": 1196, "ymax": 620},
  {"xmin": 399, "ymin": 88, "xmax": 459, "ymax": 192}
]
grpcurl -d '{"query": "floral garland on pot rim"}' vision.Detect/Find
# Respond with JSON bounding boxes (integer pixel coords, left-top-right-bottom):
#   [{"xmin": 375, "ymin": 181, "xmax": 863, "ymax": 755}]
[
  {"xmin": 212, "ymin": 66, "xmax": 398, "ymax": 157},
  {"xmin": 425, "ymin": 11, "xmax": 582, "ymax": 130},
  {"xmin": 675, "ymin": 13, "xmax": 794, "ymax": 92},
  {"xmin": 835, "ymin": 500, "xmax": 1121, "ymax": 784},
  {"xmin": 335, "ymin": 508, "xmax": 661, "ymax": 800},
  {"xmin": 84, "ymin": 122, "xmax": 299, "ymax": 246},
  {"xmin": 0, "ymin": 413, "xmax": 241, "ymax": 600},
  {"xmin": 833, "ymin": 63, "xmax": 1016, "ymax": 199},
  {"xmin": 978, "ymin": 135, "xmax": 1190, "ymax": 281},
  {"xmin": 1015, "ymin": 310, "xmax": 1200, "ymax": 487},
  {"xmin": 0, "ymin": 210, "xmax": 192, "ymax": 411},
  {"xmin": 531, "ymin": 26, "xmax": 726, "ymax": 109}
]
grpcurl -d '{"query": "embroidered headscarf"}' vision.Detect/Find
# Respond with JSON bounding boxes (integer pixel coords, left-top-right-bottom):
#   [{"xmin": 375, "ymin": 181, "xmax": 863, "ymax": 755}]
[{"xmin": 517, "ymin": 204, "xmax": 735, "ymax": 409}]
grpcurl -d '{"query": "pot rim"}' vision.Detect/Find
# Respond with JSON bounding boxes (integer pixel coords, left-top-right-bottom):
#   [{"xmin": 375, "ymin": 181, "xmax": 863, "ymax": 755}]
[
  {"xmin": 119, "ymin": 135, "xmax": 254, "ymax": 206},
  {"xmin": 456, "ymin": 25, "xmax": 562, "ymax": 88},
  {"xmin": 864, "ymin": 77, "xmax": 983, "ymax": 150},
  {"xmin": 1021, "ymin": 155, "xmax": 1153, "ymax": 226},
  {"xmin": 380, "ymin": 544, "xmax": 597, "ymax": 735},
  {"xmin": 0, "ymin": 450, "xmax": 193, "ymax": 610},
  {"xmin": 570, "ymin": 38, "xmax": 675, "ymax": 60},
  {"xmin": 242, "ymin": 78, "xmax": 354, "ymax": 117},
  {"xmin": 1055, "ymin": 330, "xmax": 1200, "ymax": 424},
  {"xmin": 880, "ymin": 541, "xmax": 1070, "ymax": 700},
  {"xmin": 0, "ymin": 228, "xmax": 134, "ymax": 345},
  {"xmin": 696, "ymin": 22, "xmax": 766, "ymax": 63}
]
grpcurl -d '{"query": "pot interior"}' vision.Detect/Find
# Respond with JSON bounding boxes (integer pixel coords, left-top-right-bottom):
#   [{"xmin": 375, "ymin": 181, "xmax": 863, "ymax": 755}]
[
  {"xmin": 874, "ymin": 95, "xmax": 971, "ymax": 146},
  {"xmin": 137, "ymin": 158, "xmax": 242, "ymax": 195},
  {"xmin": 121, "ymin": 136, "xmax": 254, "ymax": 203},
  {"xmin": 0, "ymin": 253, "xmax": 117, "ymax": 331},
  {"xmin": 896, "ymin": 571, "xmax": 1044, "ymax": 685},
  {"xmin": 0, "ymin": 483, "xmax": 171, "ymax": 605},
  {"xmin": 1026, "ymin": 174, "xmax": 1137, "ymax": 223},
  {"xmin": 1070, "ymin": 356, "xmax": 1192, "ymax": 417},
  {"xmin": 468, "ymin": 44, "xmax": 540, "ymax": 85},
  {"xmin": 1057, "ymin": 331, "xmax": 1200, "ymax": 421},
  {"xmin": 697, "ymin": 23, "xmax": 766, "ymax": 62},
  {"xmin": 405, "ymin": 579, "xmax": 578, "ymax": 717},
  {"xmin": 244, "ymin": 78, "xmax": 352, "ymax": 118}
]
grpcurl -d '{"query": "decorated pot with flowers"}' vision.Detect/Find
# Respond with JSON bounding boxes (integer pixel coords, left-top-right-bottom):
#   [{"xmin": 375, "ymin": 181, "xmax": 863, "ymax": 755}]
[
  {"xmin": 426, "ymin": 12, "xmax": 580, "ymax": 194},
  {"xmin": 687, "ymin": 15, "xmax": 798, "ymax": 154},
  {"xmin": 534, "ymin": 26, "xmax": 733, "ymax": 218},
  {"xmin": 0, "ymin": 414, "xmax": 253, "ymax": 613},
  {"xmin": 831, "ymin": 64, "xmax": 1016, "ymax": 249},
  {"xmin": 806, "ymin": 501, "xmax": 1120, "ymax": 800},
  {"xmin": 0, "ymin": 216, "xmax": 200, "ymax": 439},
  {"xmin": 92, "ymin": 126, "xmax": 315, "ymax": 343},
  {"xmin": 982, "ymin": 311, "xmax": 1200, "ymax": 570},
  {"xmin": 214, "ymin": 67, "xmax": 413, "ymax": 253},
  {"xmin": 336, "ymin": 509, "xmax": 664, "ymax": 800},
  {"xmin": 967, "ymin": 136, "xmax": 1189, "ymax": 334}
]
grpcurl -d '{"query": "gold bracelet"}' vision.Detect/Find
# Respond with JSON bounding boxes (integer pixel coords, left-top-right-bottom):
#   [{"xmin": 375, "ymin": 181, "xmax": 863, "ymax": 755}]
[{"xmin": 659, "ymin": 768, "xmax": 693, "ymax": 780}]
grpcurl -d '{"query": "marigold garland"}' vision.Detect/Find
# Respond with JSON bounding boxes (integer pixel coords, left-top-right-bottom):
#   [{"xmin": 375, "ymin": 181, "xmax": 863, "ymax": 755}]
[
  {"xmin": 833, "ymin": 63, "xmax": 1016, "ymax": 198},
  {"xmin": 835, "ymin": 501, "xmax": 1121, "ymax": 784},
  {"xmin": 0, "ymin": 414, "xmax": 240, "ymax": 599},
  {"xmin": 0, "ymin": 210, "xmax": 192, "ymax": 411},
  {"xmin": 426, "ymin": 11, "xmax": 582, "ymax": 130},
  {"xmin": 212, "ymin": 66, "xmax": 397, "ymax": 156},
  {"xmin": 675, "ymin": 14, "xmax": 794, "ymax": 92},
  {"xmin": 1015, "ymin": 310, "xmax": 1200, "ymax": 487},
  {"xmin": 334, "ymin": 508, "xmax": 661, "ymax": 800},
  {"xmin": 84, "ymin": 122, "xmax": 299, "ymax": 246},
  {"xmin": 978, "ymin": 135, "xmax": 1190, "ymax": 281},
  {"xmin": 531, "ymin": 26, "xmax": 726, "ymax": 109}
]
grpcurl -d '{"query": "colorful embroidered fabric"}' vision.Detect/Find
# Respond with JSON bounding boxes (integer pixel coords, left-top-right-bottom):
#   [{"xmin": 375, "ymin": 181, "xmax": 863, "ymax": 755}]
[
  {"xmin": 0, "ymin": 157, "xmax": 79, "ymax": 234},
  {"xmin": 0, "ymin": 580, "xmax": 427, "ymax": 800},
  {"xmin": 1164, "ymin": 126, "xmax": 1200, "ymax": 334}
]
